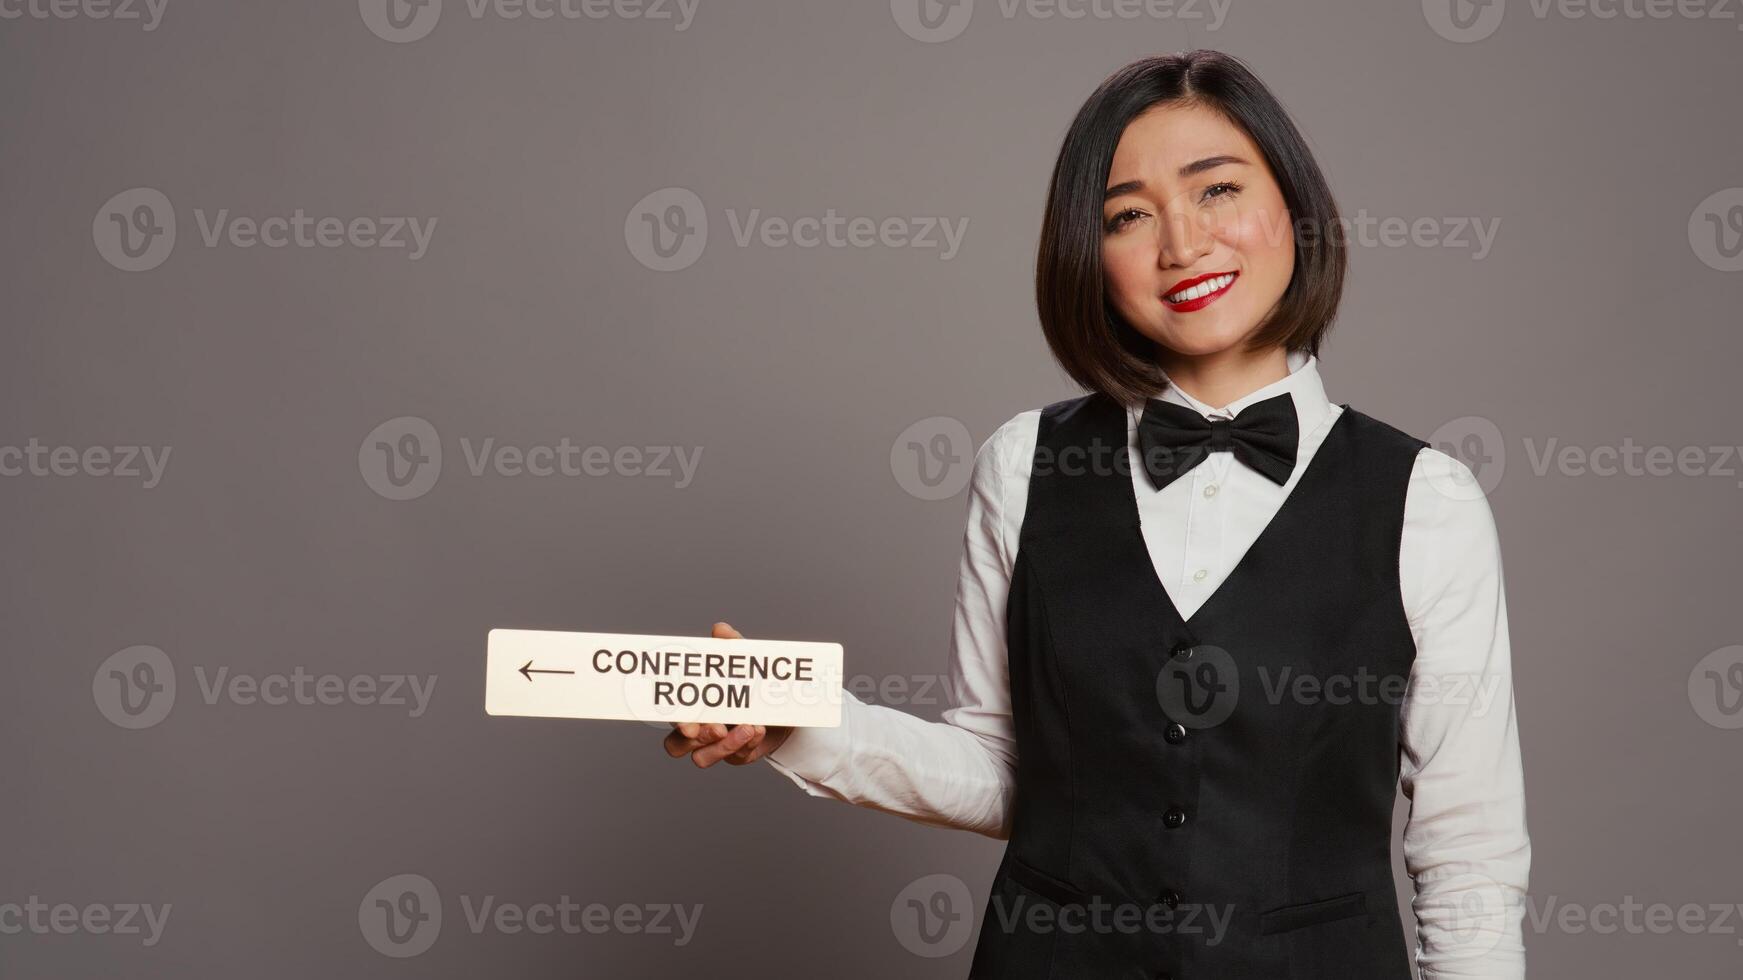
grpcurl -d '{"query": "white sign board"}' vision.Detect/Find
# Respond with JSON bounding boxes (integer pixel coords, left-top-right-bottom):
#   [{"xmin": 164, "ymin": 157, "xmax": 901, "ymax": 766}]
[{"xmin": 485, "ymin": 629, "xmax": 844, "ymax": 727}]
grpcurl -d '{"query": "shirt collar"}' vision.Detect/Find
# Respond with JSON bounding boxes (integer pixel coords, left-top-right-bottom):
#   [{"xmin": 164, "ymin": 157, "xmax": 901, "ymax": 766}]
[{"xmin": 1126, "ymin": 348, "xmax": 1333, "ymax": 440}]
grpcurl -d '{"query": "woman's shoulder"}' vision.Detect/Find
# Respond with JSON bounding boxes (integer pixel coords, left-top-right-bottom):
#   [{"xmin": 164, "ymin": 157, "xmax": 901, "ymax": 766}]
[
  {"xmin": 1334, "ymin": 406, "xmax": 1486, "ymax": 495},
  {"xmin": 1336, "ymin": 404, "xmax": 1431, "ymax": 453},
  {"xmin": 978, "ymin": 391, "xmax": 1109, "ymax": 459},
  {"xmin": 975, "ymin": 406, "xmax": 1043, "ymax": 479}
]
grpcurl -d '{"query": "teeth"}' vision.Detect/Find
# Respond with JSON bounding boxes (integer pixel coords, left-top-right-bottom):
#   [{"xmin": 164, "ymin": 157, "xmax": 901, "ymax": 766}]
[{"xmin": 1167, "ymin": 273, "xmax": 1235, "ymax": 304}]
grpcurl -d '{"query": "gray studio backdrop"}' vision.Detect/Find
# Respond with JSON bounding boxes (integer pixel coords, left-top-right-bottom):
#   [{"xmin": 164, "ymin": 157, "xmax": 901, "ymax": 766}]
[{"xmin": 3, "ymin": 1, "xmax": 1741, "ymax": 977}]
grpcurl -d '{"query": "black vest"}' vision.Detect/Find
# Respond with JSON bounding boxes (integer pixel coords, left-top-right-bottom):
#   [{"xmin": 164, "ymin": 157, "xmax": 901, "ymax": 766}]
[{"xmin": 969, "ymin": 392, "xmax": 1429, "ymax": 980}]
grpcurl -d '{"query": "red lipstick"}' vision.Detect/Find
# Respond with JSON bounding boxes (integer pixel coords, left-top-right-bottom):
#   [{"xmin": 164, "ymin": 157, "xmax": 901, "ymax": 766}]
[{"xmin": 1163, "ymin": 270, "xmax": 1239, "ymax": 313}]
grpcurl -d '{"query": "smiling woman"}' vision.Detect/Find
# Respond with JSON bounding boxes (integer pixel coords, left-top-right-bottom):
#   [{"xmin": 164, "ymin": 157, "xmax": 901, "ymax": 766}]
[
  {"xmin": 665, "ymin": 49, "xmax": 1530, "ymax": 980},
  {"xmin": 1036, "ymin": 54, "xmax": 1346, "ymax": 405}
]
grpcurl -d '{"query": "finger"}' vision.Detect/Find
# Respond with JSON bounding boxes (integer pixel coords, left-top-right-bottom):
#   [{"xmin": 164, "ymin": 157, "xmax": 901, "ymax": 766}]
[
  {"xmin": 712, "ymin": 621, "xmax": 744, "ymax": 640},
  {"xmin": 726, "ymin": 725, "xmax": 768, "ymax": 765},
  {"xmin": 673, "ymin": 722, "xmax": 702, "ymax": 740},
  {"xmin": 690, "ymin": 724, "xmax": 758, "ymax": 768},
  {"xmin": 663, "ymin": 728, "xmax": 702, "ymax": 758}
]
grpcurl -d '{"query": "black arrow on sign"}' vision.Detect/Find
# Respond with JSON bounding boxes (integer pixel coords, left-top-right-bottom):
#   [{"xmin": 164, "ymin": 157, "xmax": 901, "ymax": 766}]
[{"xmin": 519, "ymin": 660, "xmax": 576, "ymax": 682}]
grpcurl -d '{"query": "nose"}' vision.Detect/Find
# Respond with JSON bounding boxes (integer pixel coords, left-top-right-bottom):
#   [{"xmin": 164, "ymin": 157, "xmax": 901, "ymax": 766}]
[{"xmin": 1156, "ymin": 200, "xmax": 1214, "ymax": 269}]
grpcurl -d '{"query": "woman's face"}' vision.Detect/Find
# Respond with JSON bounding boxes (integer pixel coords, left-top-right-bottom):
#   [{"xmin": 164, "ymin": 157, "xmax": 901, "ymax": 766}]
[{"xmin": 1101, "ymin": 101, "xmax": 1295, "ymax": 360}]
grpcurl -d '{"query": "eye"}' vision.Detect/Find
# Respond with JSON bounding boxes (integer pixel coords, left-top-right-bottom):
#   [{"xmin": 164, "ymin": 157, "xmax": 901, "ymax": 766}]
[
  {"xmin": 1105, "ymin": 207, "xmax": 1147, "ymax": 233},
  {"xmin": 1202, "ymin": 181, "xmax": 1243, "ymax": 202}
]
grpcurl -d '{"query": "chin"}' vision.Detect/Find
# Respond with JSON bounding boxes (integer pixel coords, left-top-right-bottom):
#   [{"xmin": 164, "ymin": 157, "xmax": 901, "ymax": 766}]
[{"xmin": 1145, "ymin": 318, "xmax": 1255, "ymax": 358}]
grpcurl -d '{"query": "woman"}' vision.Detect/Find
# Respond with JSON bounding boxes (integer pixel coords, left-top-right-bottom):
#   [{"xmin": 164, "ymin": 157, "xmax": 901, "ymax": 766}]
[{"xmin": 662, "ymin": 49, "xmax": 1530, "ymax": 980}]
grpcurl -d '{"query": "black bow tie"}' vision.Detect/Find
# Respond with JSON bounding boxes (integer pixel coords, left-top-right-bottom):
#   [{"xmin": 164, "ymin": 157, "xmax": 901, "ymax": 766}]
[{"xmin": 1136, "ymin": 391, "xmax": 1299, "ymax": 491}]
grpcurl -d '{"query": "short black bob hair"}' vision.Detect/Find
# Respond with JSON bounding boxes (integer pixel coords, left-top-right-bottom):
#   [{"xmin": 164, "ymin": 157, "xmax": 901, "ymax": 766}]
[{"xmin": 1035, "ymin": 49, "xmax": 1347, "ymax": 406}]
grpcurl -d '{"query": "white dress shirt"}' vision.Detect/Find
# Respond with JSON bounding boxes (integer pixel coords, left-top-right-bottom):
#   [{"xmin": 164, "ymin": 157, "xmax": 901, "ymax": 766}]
[{"xmin": 764, "ymin": 350, "xmax": 1531, "ymax": 979}]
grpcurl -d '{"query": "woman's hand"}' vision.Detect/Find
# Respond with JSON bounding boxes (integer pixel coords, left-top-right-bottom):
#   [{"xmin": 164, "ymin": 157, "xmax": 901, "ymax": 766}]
[{"xmin": 661, "ymin": 621, "xmax": 795, "ymax": 768}]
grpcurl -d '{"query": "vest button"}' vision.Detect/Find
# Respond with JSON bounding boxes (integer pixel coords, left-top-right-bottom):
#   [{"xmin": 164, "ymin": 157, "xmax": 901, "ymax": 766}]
[
  {"xmin": 1169, "ymin": 642, "xmax": 1195, "ymax": 660},
  {"xmin": 1164, "ymin": 723, "xmax": 1188, "ymax": 744},
  {"xmin": 1163, "ymin": 806, "xmax": 1188, "ymax": 829},
  {"xmin": 1159, "ymin": 889, "xmax": 1182, "ymax": 909}
]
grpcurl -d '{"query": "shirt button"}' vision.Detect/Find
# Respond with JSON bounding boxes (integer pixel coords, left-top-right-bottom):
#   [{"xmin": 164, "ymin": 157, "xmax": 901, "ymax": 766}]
[
  {"xmin": 1164, "ymin": 723, "xmax": 1188, "ymax": 744},
  {"xmin": 1202, "ymin": 483, "xmax": 1218, "ymax": 498},
  {"xmin": 1163, "ymin": 806, "xmax": 1188, "ymax": 829},
  {"xmin": 1159, "ymin": 889, "xmax": 1182, "ymax": 909},
  {"xmin": 1169, "ymin": 642, "xmax": 1195, "ymax": 660},
  {"xmin": 1192, "ymin": 568, "xmax": 1208, "ymax": 582}
]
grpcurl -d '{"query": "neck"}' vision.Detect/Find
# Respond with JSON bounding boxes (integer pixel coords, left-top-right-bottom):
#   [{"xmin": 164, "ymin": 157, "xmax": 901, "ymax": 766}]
[{"xmin": 1154, "ymin": 342, "xmax": 1290, "ymax": 410}]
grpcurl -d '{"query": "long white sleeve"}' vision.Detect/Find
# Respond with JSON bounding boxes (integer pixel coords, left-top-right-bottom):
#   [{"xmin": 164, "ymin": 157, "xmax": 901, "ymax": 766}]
[
  {"xmin": 761, "ymin": 415, "xmax": 1025, "ymax": 839},
  {"xmin": 1398, "ymin": 447, "xmax": 1533, "ymax": 979}
]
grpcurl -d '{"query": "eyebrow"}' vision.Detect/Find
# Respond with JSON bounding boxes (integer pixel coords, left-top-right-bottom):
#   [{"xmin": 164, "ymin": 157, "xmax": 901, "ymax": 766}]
[{"xmin": 1104, "ymin": 154, "xmax": 1250, "ymax": 199}]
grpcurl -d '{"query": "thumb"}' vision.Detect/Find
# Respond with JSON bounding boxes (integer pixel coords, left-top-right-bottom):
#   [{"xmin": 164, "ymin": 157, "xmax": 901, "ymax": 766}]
[{"xmin": 712, "ymin": 621, "xmax": 743, "ymax": 640}]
